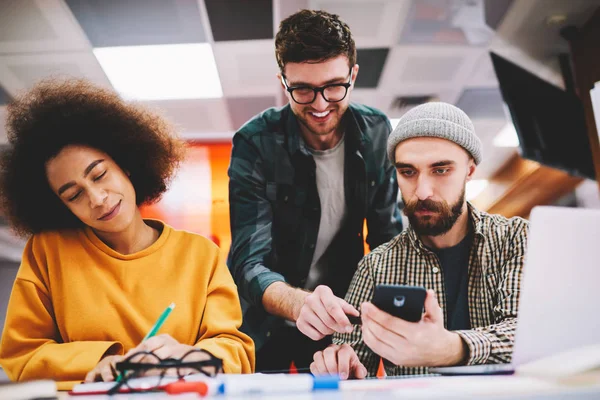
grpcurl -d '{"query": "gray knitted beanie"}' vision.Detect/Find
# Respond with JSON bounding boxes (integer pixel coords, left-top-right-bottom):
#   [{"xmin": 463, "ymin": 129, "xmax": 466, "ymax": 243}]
[{"xmin": 387, "ymin": 102, "xmax": 482, "ymax": 165}]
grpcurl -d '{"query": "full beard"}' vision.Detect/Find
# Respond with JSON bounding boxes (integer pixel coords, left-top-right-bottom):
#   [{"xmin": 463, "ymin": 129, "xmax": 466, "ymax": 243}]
[{"xmin": 403, "ymin": 188, "xmax": 466, "ymax": 236}]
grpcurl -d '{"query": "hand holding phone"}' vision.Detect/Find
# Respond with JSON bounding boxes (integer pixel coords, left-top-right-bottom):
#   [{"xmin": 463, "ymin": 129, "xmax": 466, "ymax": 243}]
[
  {"xmin": 361, "ymin": 286, "xmax": 465, "ymax": 368},
  {"xmin": 346, "ymin": 285, "xmax": 427, "ymax": 325},
  {"xmin": 371, "ymin": 284, "xmax": 427, "ymax": 322}
]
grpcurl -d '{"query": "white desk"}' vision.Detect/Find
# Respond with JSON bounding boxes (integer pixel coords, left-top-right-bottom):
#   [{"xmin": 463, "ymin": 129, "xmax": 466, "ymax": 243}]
[{"xmin": 58, "ymin": 374, "xmax": 600, "ymax": 400}]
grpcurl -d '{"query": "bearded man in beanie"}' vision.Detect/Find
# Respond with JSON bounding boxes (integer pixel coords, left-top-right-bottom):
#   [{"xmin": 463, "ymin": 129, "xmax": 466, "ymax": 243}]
[{"xmin": 311, "ymin": 102, "xmax": 529, "ymax": 379}]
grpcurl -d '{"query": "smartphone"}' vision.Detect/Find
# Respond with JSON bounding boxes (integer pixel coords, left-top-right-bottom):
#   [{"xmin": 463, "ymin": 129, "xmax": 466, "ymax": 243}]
[{"xmin": 371, "ymin": 284, "xmax": 427, "ymax": 322}]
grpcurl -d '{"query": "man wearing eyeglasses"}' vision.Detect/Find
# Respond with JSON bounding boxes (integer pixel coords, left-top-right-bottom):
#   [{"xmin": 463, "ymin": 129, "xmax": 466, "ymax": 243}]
[{"xmin": 227, "ymin": 9, "xmax": 402, "ymax": 372}]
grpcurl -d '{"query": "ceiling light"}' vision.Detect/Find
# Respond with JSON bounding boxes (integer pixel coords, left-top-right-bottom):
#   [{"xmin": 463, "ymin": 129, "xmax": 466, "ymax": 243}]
[{"xmin": 93, "ymin": 43, "xmax": 223, "ymax": 100}]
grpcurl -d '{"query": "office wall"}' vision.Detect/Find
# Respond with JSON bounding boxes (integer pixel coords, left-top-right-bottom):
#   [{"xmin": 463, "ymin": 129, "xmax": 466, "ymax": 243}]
[{"xmin": 140, "ymin": 141, "xmax": 233, "ymax": 260}]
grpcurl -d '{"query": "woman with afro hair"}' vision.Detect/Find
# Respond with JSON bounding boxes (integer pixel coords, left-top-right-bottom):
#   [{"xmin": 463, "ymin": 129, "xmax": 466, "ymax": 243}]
[{"xmin": 0, "ymin": 79, "xmax": 254, "ymax": 390}]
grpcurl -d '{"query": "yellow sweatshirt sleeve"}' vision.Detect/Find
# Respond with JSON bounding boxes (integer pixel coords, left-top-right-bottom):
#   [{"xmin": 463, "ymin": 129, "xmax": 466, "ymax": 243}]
[
  {"xmin": 0, "ymin": 239, "xmax": 123, "ymax": 385},
  {"xmin": 194, "ymin": 250, "xmax": 255, "ymax": 373}
]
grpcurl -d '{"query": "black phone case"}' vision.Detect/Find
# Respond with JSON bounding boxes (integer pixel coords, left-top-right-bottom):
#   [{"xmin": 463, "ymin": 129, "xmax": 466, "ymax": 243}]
[{"xmin": 372, "ymin": 284, "xmax": 427, "ymax": 322}]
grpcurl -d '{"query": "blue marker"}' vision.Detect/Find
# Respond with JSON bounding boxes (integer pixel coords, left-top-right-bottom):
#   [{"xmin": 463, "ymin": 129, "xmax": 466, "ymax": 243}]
[{"xmin": 217, "ymin": 374, "xmax": 340, "ymax": 396}]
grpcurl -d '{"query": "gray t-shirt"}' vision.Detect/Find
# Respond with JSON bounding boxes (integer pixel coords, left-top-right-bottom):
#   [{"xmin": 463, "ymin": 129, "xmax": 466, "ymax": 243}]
[{"xmin": 304, "ymin": 135, "xmax": 347, "ymax": 290}]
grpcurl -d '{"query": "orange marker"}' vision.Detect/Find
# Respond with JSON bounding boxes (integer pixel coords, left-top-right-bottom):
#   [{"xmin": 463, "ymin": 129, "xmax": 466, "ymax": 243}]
[{"xmin": 165, "ymin": 381, "xmax": 209, "ymax": 396}]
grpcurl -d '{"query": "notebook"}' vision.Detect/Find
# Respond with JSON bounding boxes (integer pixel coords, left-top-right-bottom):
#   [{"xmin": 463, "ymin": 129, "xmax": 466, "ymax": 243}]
[
  {"xmin": 0, "ymin": 380, "xmax": 57, "ymax": 400},
  {"xmin": 70, "ymin": 373, "xmax": 218, "ymax": 395}
]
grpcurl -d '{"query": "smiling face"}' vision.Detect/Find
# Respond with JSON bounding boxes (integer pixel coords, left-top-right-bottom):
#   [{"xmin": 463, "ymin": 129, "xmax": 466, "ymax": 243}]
[
  {"xmin": 45, "ymin": 145, "xmax": 138, "ymax": 234},
  {"xmin": 280, "ymin": 56, "xmax": 358, "ymax": 139},
  {"xmin": 394, "ymin": 137, "xmax": 476, "ymax": 236}
]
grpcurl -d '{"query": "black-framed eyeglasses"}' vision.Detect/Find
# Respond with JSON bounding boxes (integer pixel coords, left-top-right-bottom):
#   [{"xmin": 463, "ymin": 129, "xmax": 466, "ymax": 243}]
[
  {"xmin": 281, "ymin": 67, "xmax": 354, "ymax": 104},
  {"xmin": 107, "ymin": 348, "xmax": 223, "ymax": 395}
]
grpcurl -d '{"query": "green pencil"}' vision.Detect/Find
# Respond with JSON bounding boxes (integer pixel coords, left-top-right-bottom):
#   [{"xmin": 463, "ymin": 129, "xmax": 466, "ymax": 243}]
[
  {"xmin": 115, "ymin": 302, "xmax": 176, "ymax": 383},
  {"xmin": 141, "ymin": 302, "xmax": 176, "ymax": 342}
]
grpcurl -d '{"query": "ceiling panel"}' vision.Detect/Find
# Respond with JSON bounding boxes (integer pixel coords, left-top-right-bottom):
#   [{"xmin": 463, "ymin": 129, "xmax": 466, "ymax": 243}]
[
  {"xmin": 456, "ymin": 87, "xmax": 506, "ymax": 120},
  {"xmin": 275, "ymin": 0, "xmax": 309, "ymax": 36},
  {"xmin": 205, "ymin": 0, "xmax": 273, "ymax": 42},
  {"xmin": 144, "ymin": 98, "xmax": 233, "ymax": 134},
  {"xmin": 400, "ymin": 55, "xmax": 463, "ymax": 82},
  {"xmin": 400, "ymin": 0, "xmax": 466, "ymax": 45},
  {"xmin": 213, "ymin": 40, "xmax": 279, "ymax": 97},
  {"xmin": 399, "ymin": 0, "xmax": 493, "ymax": 46},
  {"xmin": 386, "ymin": 88, "xmax": 464, "ymax": 118},
  {"xmin": 310, "ymin": 0, "xmax": 411, "ymax": 48},
  {"xmin": 65, "ymin": 0, "xmax": 207, "ymax": 47},
  {"xmin": 8, "ymin": 62, "xmax": 84, "ymax": 85},
  {"xmin": 0, "ymin": 0, "xmax": 90, "ymax": 54},
  {"xmin": 350, "ymin": 89, "xmax": 393, "ymax": 116},
  {"xmin": 0, "ymin": 0, "xmax": 55, "ymax": 42},
  {"xmin": 313, "ymin": 0, "xmax": 386, "ymax": 39},
  {"xmin": 226, "ymin": 96, "xmax": 277, "ymax": 131},
  {"xmin": 465, "ymin": 51, "xmax": 499, "ymax": 88},
  {"xmin": 379, "ymin": 45, "xmax": 483, "ymax": 94},
  {"xmin": 0, "ymin": 52, "xmax": 112, "ymax": 95},
  {"xmin": 355, "ymin": 48, "xmax": 389, "ymax": 88}
]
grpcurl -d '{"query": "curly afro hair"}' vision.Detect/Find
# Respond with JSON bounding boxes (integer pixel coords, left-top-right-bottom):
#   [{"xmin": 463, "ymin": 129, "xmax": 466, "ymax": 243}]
[{"xmin": 0, "ymin": 79, "xmax": 186, "ymax": 237}]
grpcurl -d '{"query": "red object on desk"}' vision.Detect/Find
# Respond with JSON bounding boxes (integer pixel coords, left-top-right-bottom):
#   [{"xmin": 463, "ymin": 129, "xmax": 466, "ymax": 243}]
[
  {"xmin": 165, "ymin": 381, "xmax": 209, "ymax": 396},
  {"xmin": 377, "ymin": 358, "xmax": 386, "ymax": 378}
]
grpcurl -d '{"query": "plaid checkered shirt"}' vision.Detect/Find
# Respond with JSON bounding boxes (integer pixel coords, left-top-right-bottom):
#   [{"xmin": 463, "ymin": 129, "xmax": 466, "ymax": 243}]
[{"xmin": 333, "ymin": 203, "xmax": 529, "ymax": 377}]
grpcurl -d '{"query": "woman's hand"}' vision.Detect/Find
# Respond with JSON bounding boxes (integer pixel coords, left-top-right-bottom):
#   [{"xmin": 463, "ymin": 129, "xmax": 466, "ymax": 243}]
[
  {"xmin": 124, "ymin": 334, "xmax": 218, "ymax": 376},
  {"xmin": 85, "ymin": 354, "xmax": 124, "ymax": 382}
]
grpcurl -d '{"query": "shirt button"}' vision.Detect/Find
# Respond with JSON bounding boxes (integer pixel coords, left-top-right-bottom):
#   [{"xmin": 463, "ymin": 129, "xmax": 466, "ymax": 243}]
[
  {"xmin": 371, "ymin": 180, "xmax": 375, "ymax": 187},
  {"xmin": 266, "ymin": 331, "xmax": 271, "ymax": 337},
  {"xmin": 284, "ymin": 195, "xmax": 289, "ymax": 202},
  {"xmin": 432, "ymin": 267, "xmax": 440, "ymax": 273}
]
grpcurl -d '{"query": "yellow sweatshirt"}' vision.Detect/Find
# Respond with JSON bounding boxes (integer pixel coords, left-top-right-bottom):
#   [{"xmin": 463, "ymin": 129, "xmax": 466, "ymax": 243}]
[{"xmin": 0, "ymin": 221, "xmax": 254, "ymax": 390}]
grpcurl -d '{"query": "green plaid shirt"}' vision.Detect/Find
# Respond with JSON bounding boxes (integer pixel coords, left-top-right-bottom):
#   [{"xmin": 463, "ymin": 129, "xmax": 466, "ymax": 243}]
[
  {"xmin": 333, "ymin": 203, "xmax": 529, "ymax": 376},
  {"xmin": 228, "ymin": 104, "xmax": 403, "ymax": 349}
]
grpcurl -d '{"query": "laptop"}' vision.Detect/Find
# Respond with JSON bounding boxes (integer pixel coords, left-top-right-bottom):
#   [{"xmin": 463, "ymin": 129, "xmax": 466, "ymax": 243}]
[{"xmin": 430, "ymin": 206, "xmax": 600, "ymax": 375}]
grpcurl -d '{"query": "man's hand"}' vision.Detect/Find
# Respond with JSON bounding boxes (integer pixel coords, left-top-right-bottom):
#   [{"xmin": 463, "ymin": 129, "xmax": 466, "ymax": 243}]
[
  {"xmin": 310, "ymin": 344, "xmax": 368, "ymax": 380},
  {"xmin": 361, "ymin": 290, "xmax": 466, "ymax": 367},
  {"xmin": 85, "ymin": 355, "xmax": 124, "ymax": 382},
  {"xmin": 263, "ymin": 282, "xmax": 359, "ymax": 341},
  {"xmin": 297, "ymin": 285, "xmax": 359, "ymax": 340}
]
